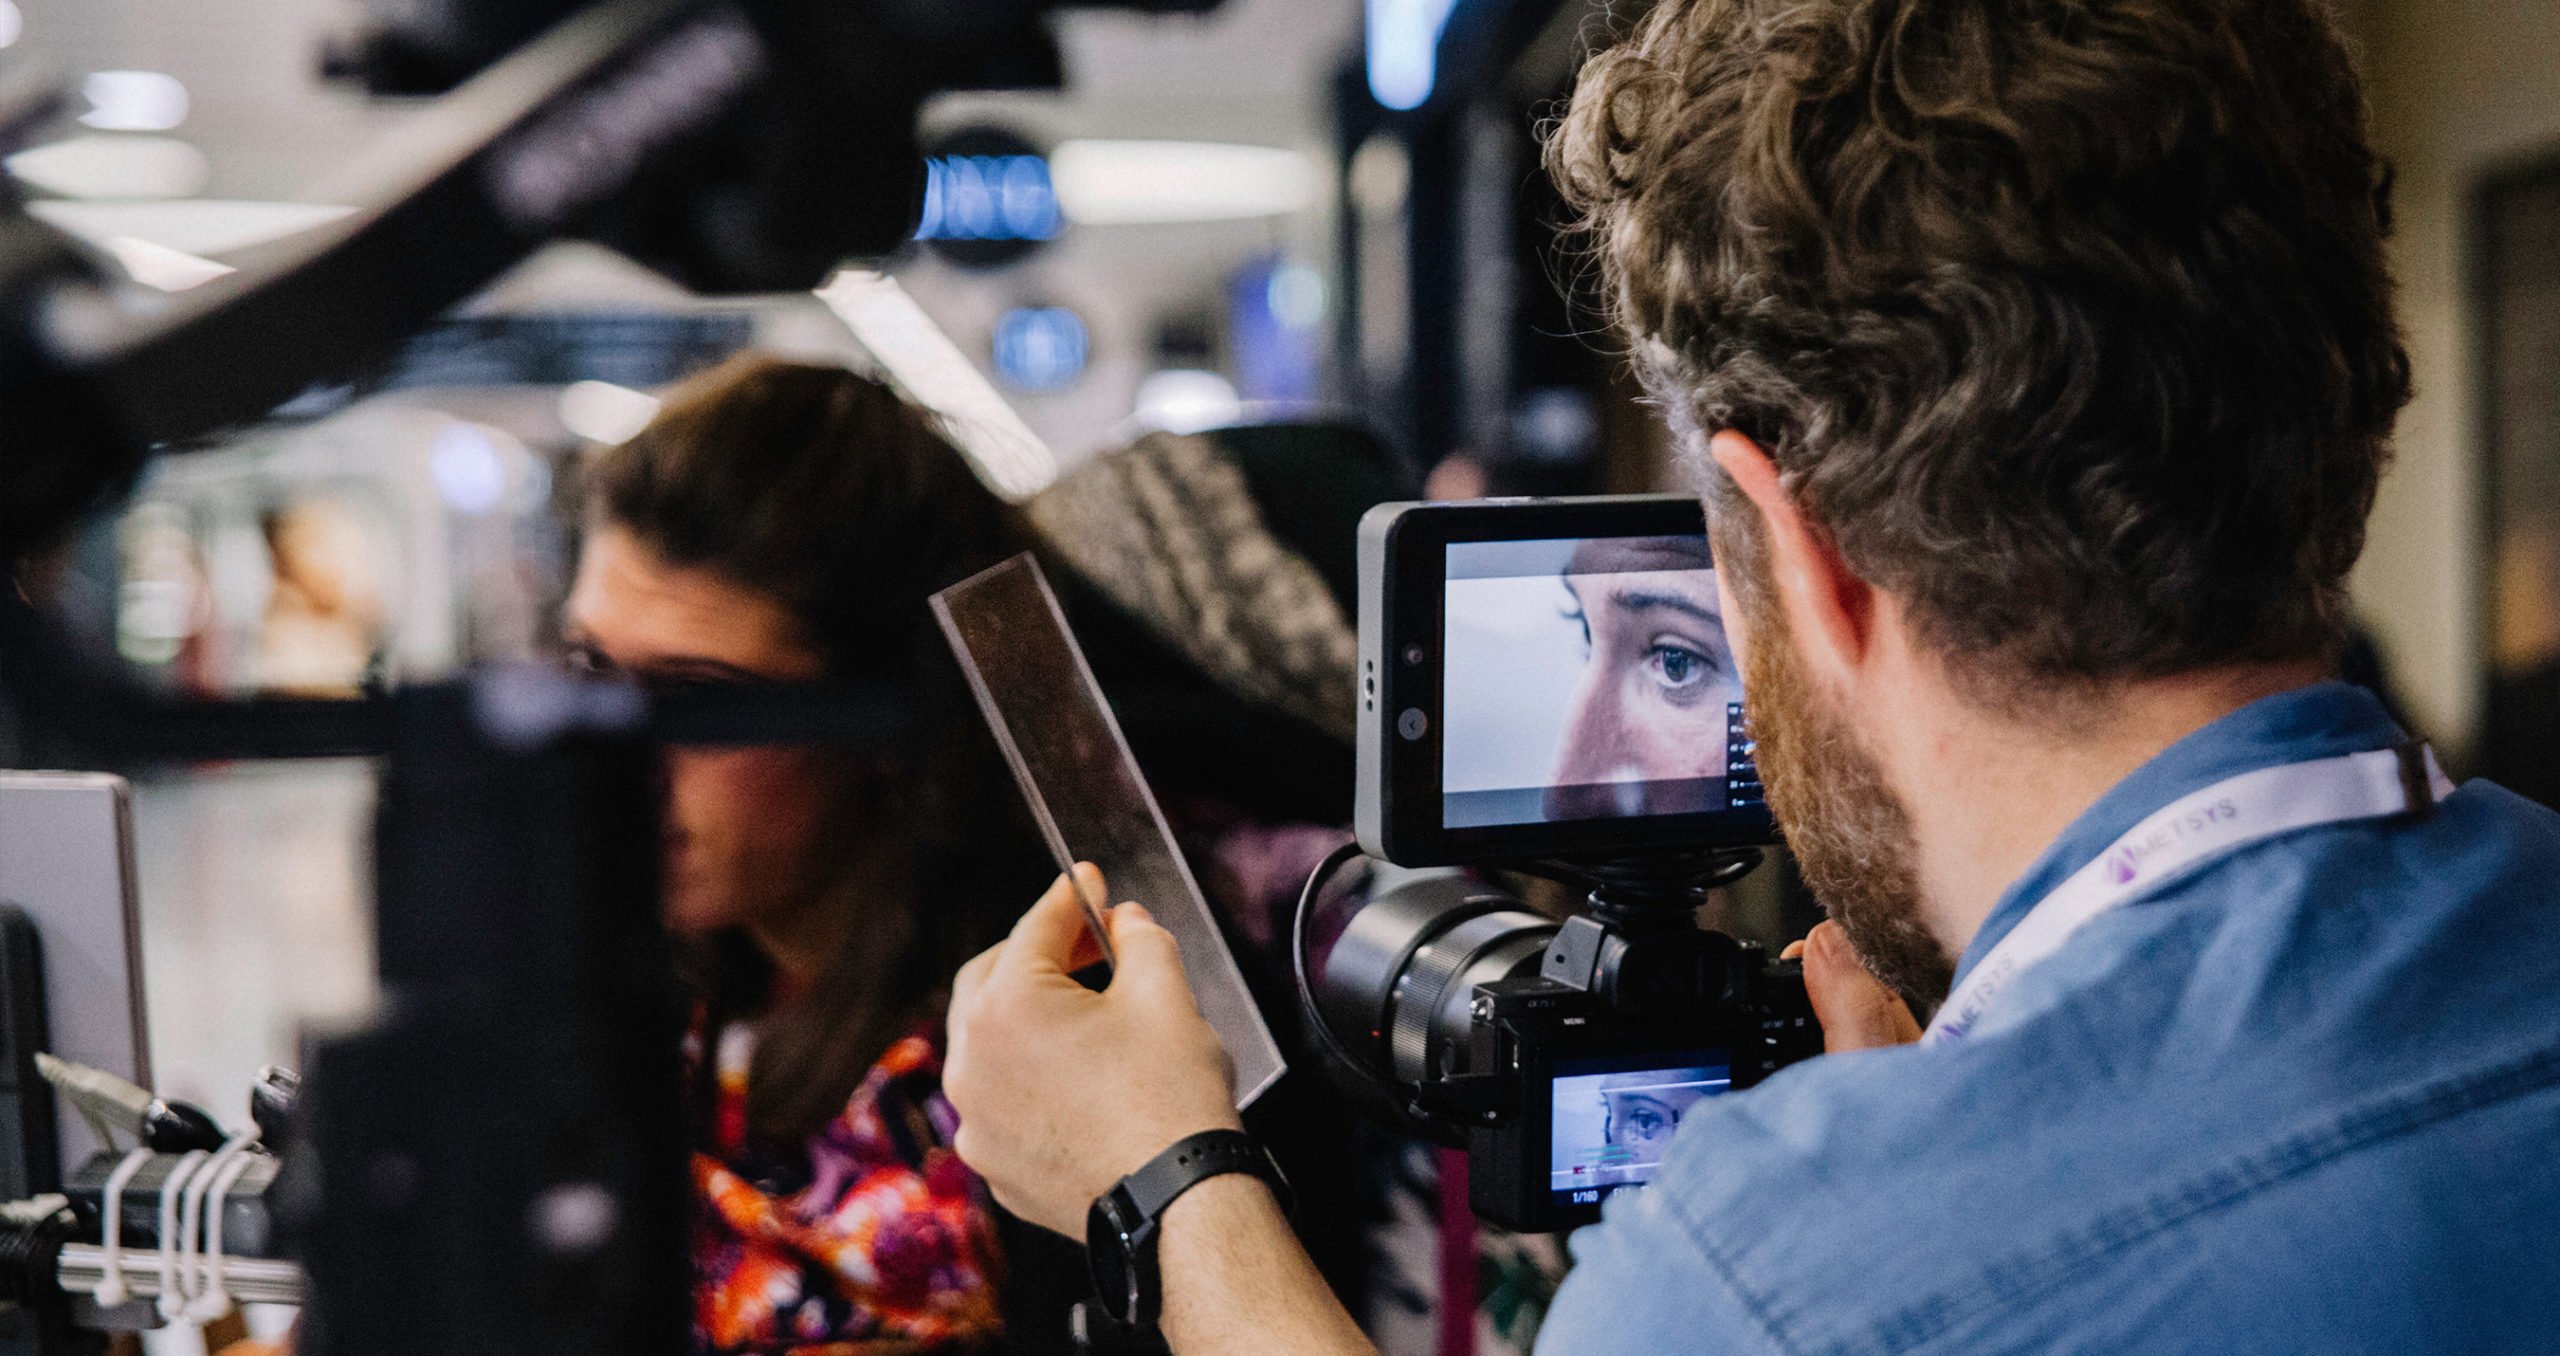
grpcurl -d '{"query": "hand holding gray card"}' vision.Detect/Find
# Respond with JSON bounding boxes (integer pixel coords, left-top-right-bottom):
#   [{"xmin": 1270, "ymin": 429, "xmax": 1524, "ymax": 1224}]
[{"xmin": 930, "ymin": 553, "xmax": 1286, "ymax": 1109}]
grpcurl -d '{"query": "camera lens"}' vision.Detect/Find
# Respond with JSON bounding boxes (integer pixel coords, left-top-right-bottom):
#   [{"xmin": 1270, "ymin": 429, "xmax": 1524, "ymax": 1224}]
[{"xmin": 1316, "ymin": 867, "xmax": 1553, "ymax": 1086}]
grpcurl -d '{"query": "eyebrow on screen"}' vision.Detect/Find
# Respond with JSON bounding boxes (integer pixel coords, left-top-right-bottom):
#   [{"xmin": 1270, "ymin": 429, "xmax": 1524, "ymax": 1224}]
[{"xmin": 1608, "ymin": 589, "xmax": 1720, "ymax": 626}]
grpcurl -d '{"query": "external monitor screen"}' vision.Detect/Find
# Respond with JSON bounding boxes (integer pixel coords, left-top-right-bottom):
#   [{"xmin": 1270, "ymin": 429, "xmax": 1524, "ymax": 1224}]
[
  {"xmin": 1441, "ymin": 536, "xmax": 1764, "ymax": 830},
  {"xmin": 1549, "ymin": 1054, "xmax": 1730, "ymax": 1208}
]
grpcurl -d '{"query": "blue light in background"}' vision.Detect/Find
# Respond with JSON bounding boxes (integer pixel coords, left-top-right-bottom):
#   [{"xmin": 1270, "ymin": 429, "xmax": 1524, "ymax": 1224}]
[
  {"xmin": 991, "ymin": 307, "xmax": 1089, "ymax": 391},
  {"xmin": 1367, "ymin": 0, "xmax": 1460, "ymax": 111},
  {"xmin": 429, "ymin": 421, "xmax": 509, "ymax": 515},
  {"xmin": 1230, "ymin": 256, "xmax": 1322, "ymax": 405},
  {"xmin": 916, "ymin": 155, "xmax": 1060, "ymax": 241}
]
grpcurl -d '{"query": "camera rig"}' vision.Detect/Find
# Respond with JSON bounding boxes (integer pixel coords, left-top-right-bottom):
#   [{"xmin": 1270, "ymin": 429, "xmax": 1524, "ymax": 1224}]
[
  {"xmin": 1296, "ymin": 843, "xmax": 1822, "ymax": 1233},
  {"xmin": 1322, "ymin": 494, "xmax": 1825, "ymax": 1231},
  {"xmin": 0, "ymin": 2, "xmax": 1218, "ymax": 1352},
  {"xmin": 0, "ymin": 0, "xmax": 1217, "ymax": 562}
]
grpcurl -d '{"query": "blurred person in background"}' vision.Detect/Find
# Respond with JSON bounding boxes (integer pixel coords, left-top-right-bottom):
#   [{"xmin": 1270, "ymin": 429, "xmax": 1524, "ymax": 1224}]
[
  {"xmin": 567, "ymin": 359, "xmax": 1404, "ymax": 1352},
  {"xmin": 566, "ymin": 354, "xmax": 1059, "ymax": 1353},
  {"xmin": 254, "ymin": 496, "xmax": 387, "ymax": 696}
]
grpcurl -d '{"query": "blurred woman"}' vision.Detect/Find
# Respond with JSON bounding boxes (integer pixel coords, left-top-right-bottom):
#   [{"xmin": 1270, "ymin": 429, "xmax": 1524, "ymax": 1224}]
[
  {"xmin": 566, "ymin": 358, "xmax": 1408, "ymax": 1350},
  {"xmin": 564, "ymin": 355, "xmax": 1055, "ymax": 1353}
]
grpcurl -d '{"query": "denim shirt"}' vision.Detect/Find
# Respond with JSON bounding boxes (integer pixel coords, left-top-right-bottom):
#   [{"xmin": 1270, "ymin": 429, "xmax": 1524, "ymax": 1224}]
[{"xmin": 1541, "ymin": 683, "xmax": 2560, "ymax": 1354}]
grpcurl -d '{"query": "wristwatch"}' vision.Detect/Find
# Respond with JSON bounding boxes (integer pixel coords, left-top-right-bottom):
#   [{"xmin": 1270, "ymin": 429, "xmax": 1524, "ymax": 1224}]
[{"xmin": 1086, "ymin": 1128, "xmax": 1293, "ymax": 1329}]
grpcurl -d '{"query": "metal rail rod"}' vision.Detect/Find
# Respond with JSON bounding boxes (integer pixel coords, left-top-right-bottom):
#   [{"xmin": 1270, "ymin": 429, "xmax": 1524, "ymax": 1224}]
[{"xmin": 56, "ymin": 1244, "xmax": 307, "ymax": 1307}]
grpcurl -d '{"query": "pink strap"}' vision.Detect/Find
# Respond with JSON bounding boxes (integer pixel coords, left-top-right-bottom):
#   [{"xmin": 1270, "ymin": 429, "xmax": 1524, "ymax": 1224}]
[{"xmin": 1436, "ymin": 1147, "xmax": 1476, "ymax": 1356}]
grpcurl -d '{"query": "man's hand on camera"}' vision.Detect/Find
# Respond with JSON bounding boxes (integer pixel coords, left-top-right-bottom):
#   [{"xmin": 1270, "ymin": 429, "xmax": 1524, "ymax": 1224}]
[
  {"xmin": 946, "ymin": 863, "xmax": 1244, "ymax": 1237},
  {"xmin": 1783, "ymin": 920, "xmax": 1924, "ymax": 1052}
]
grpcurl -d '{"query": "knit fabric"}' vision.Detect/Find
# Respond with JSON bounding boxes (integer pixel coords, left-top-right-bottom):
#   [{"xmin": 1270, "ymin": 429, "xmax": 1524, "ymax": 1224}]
[{"xmin": 1029, "ymin": 432, "xmax": 1358, "ymax": 742}]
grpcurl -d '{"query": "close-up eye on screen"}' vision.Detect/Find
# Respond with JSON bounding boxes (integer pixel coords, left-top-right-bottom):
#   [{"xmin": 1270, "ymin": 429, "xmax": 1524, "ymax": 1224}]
[
  {"xmin": 1549, "ymin": 1055, "xmax": 1731, "ymax": 1206},
  {"xmin": 1439, "ymin": 535, "xmax": 1764, "ymax": 830}
]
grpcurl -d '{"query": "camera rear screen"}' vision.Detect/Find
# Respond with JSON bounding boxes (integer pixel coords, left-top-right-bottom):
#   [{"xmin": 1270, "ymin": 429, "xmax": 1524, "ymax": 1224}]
[
  {"xmin": 1550, "ymin": 1054, "xmax": 1730, "ymax": 1207},
  {"xmin": 1441, "ymin": 536, "xmax": 1765, "ymax": 830}
]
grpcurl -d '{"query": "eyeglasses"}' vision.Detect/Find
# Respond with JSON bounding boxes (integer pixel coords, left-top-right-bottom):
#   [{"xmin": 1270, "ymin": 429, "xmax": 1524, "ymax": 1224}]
[{"xmin": 563, "ymin": 642, "xmax": 786, "ymax": 695}]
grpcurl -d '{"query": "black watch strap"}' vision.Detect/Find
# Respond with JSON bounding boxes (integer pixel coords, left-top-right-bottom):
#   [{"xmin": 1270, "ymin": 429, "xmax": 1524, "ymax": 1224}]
[
  {"xmin": 1122, "ymin": 1129, "xmax": 1292, "ymax": 1224},
  {"xmin": 1087, "ymin": 1129, "xmax": 1291, "ymax": 1331}
]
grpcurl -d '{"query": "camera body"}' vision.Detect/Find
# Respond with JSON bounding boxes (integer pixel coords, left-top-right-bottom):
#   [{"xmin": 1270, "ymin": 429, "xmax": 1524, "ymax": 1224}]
[
  {"xmin": 1315, "ymin": 863, "xmax": 1820, "ymax": 1232},
  {"xmin": 1309, "ymin": 497, "xmax": 1823, "ymax": 1232},
  {"xmin": 1463, "ymin": 951, "xmax": 1819, "ymax": 1229}
]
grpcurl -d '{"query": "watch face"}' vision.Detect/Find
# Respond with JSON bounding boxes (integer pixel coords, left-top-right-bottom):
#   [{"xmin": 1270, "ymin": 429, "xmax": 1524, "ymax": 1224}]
[{"xmin": 1086, "ymin": 1194, "xmax": 1141, "ymax": 1322}]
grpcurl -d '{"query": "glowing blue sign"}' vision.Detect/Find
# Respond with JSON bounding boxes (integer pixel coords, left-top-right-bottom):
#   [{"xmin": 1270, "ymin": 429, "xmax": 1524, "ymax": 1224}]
[
  {"xmin": 1367, "ymin": 0, "xmax": 1460, "ymax": 111},
  {"xmin": 991, "ymin": 307, "xmax": 1089, "ymax": 391},
  {"xmin": 916, "ymin": 155, "xmax": 1060, "ymax": 242}
]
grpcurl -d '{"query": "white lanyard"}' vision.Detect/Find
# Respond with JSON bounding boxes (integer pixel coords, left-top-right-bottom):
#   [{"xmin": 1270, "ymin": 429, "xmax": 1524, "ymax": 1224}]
[{"xmin": 1924, "ymin": 742, "xmax": 2455, "ymax": 1047}]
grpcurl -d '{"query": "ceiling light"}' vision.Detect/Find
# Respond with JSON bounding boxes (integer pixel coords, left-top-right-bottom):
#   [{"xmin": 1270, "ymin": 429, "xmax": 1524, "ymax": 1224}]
[
  {"xmin": 916, "ymin": 154, "xmax": 1059, "ymax": 243},
  {"xmin": 6, "ymin": 136, "xmax": 210, "ymax": 200},
  {"xmin": 0, "ymin": 3, "xmax": 24, "ymax": 50},
  {"xmin": 1368, "ymin": 0, "xmax": 1459, "ymax": 111},
  {"xmin": 99, "ymin": 235, "xmax": 234, "ymax": 292},
  {"xmin": 80, "ymin": 71, "xmax": 189, "ymax": 132},
  {"xmin": 1048, "ymin": 141, "xmax": 1318, "ymax": 226},
  {"xmin": 991, "ymin": 307, "xmax": 1090, "ymax": 392},
  {"xmin": 557, "ymin": 380, "xmax": 662, "ymax": 445},
  {"xmin": 1267, "ymin": 263, "xmax": 1327, "ymax": 330},
  {"xmin": 1512, "ymin": 388, "xmax": 1600, "ymax": 464},
  {"xmin": 1132, "ymin": 369, "xmax": 1242, "ymax": 436}
]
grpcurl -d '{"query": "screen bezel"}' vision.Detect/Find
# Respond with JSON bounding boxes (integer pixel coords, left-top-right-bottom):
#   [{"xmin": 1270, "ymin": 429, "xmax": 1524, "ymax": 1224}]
[{"xmin": 1372, "ymin": 496, "xmax": 1779, "ymax": 866}]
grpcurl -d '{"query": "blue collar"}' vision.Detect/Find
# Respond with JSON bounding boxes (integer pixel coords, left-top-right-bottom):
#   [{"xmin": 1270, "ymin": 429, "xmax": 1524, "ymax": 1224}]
[{"xmin": 1949, "ymin": 681, "xmax": 2407, "ymax": 988}]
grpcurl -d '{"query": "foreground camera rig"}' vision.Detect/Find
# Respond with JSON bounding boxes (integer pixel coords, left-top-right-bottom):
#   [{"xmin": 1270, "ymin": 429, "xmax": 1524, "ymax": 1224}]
[
  {"xmin": 0, "ymin": 2, "xmax": 1226, "ymax": 1351},
  {"xmin": 1315, "ymin": 495, "xmax": 1827, "ymax": 1232},
  {"xmin": 1297, "ymin": 845, "xmax": 1822, "ymax": 1233}
]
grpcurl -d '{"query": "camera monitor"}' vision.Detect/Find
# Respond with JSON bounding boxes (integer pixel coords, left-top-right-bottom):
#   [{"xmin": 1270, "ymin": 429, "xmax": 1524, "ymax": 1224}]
[
  {"xmin": 1548, "ymin": 1052, "xmax": 1729, "ymax": 1209},
  {"xmin": 1356, "ymin": 496, "xmax": 1776, "ymax": 865}
]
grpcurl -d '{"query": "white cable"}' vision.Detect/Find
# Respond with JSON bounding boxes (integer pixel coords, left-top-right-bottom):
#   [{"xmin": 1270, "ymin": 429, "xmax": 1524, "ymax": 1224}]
[
  {"xmin": 90, "ymin": 1147, "xmax": 153, "ymax": 1307},
  {"xmin": 188, "ymin": 1137, "xmax": 260, "ymax": 1322},
  {"xmin": 173, "ymin": 1135, "xmax": 253, "ymax": 1320},
  {"xmin": 176, "ymin": 1135, "xmax": 253, "ymax": 1319},
  {"xmin": 152, "ymin": 1149, "xmax": 208, "ymax": 1321},
  {"xmin": 192, "ymin": 1151, "xmax": 260, "ymax": 1320}
]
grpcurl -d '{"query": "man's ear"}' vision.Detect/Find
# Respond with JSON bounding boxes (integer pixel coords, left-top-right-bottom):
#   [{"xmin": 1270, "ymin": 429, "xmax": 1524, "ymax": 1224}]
[{"xmin": 1708, "ymin": 430, "xmax": 1876, "ymax": 686}]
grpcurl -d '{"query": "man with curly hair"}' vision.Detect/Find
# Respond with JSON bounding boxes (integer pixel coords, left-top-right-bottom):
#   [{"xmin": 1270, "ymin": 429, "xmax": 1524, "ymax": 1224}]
[{"xmin": 937, "ymin": 1, "xmax": 2560, "ymax": 1350}]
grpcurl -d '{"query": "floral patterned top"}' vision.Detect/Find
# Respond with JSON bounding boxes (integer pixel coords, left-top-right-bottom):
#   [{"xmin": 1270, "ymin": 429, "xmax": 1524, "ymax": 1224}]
[{"xmin": 690, "ymin": 1021, "xmax": 1003, "ymax": 1354}]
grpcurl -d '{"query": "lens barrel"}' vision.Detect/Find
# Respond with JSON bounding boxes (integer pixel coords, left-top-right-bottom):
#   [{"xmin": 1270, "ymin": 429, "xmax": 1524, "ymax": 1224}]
[{"xmin": 1315, "ymin": 868, "xmax": 1552, "ymax": 1086}]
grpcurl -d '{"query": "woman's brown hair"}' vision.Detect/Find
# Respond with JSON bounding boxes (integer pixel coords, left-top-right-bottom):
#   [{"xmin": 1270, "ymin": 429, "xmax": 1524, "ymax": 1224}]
[{"xmin": 588, "ymin": 352, "xmax": 1051, "ymax": 1147}]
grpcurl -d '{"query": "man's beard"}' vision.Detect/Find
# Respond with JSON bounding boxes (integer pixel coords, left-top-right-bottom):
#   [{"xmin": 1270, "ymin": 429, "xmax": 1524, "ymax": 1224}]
[{"xmin": 1741, "ymin": 600, "xmax": 1956, "ymax": 1011}]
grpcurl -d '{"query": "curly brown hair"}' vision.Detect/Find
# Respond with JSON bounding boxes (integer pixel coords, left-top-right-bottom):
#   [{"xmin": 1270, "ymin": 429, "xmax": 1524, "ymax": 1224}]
[{"xmin": 1549, "ymin": 0, "xmax": 2410, "ymax": 694}]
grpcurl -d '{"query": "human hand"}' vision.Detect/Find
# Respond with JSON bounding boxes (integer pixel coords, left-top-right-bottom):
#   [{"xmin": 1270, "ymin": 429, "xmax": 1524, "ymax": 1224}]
[
  {"xmin": 1780, "ymin": 920, "xmax": 1923, "ymax": 1052},
  {"xmin": 945, "ymin": 864, "xmax": 1244, "ymax": 1238}
]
